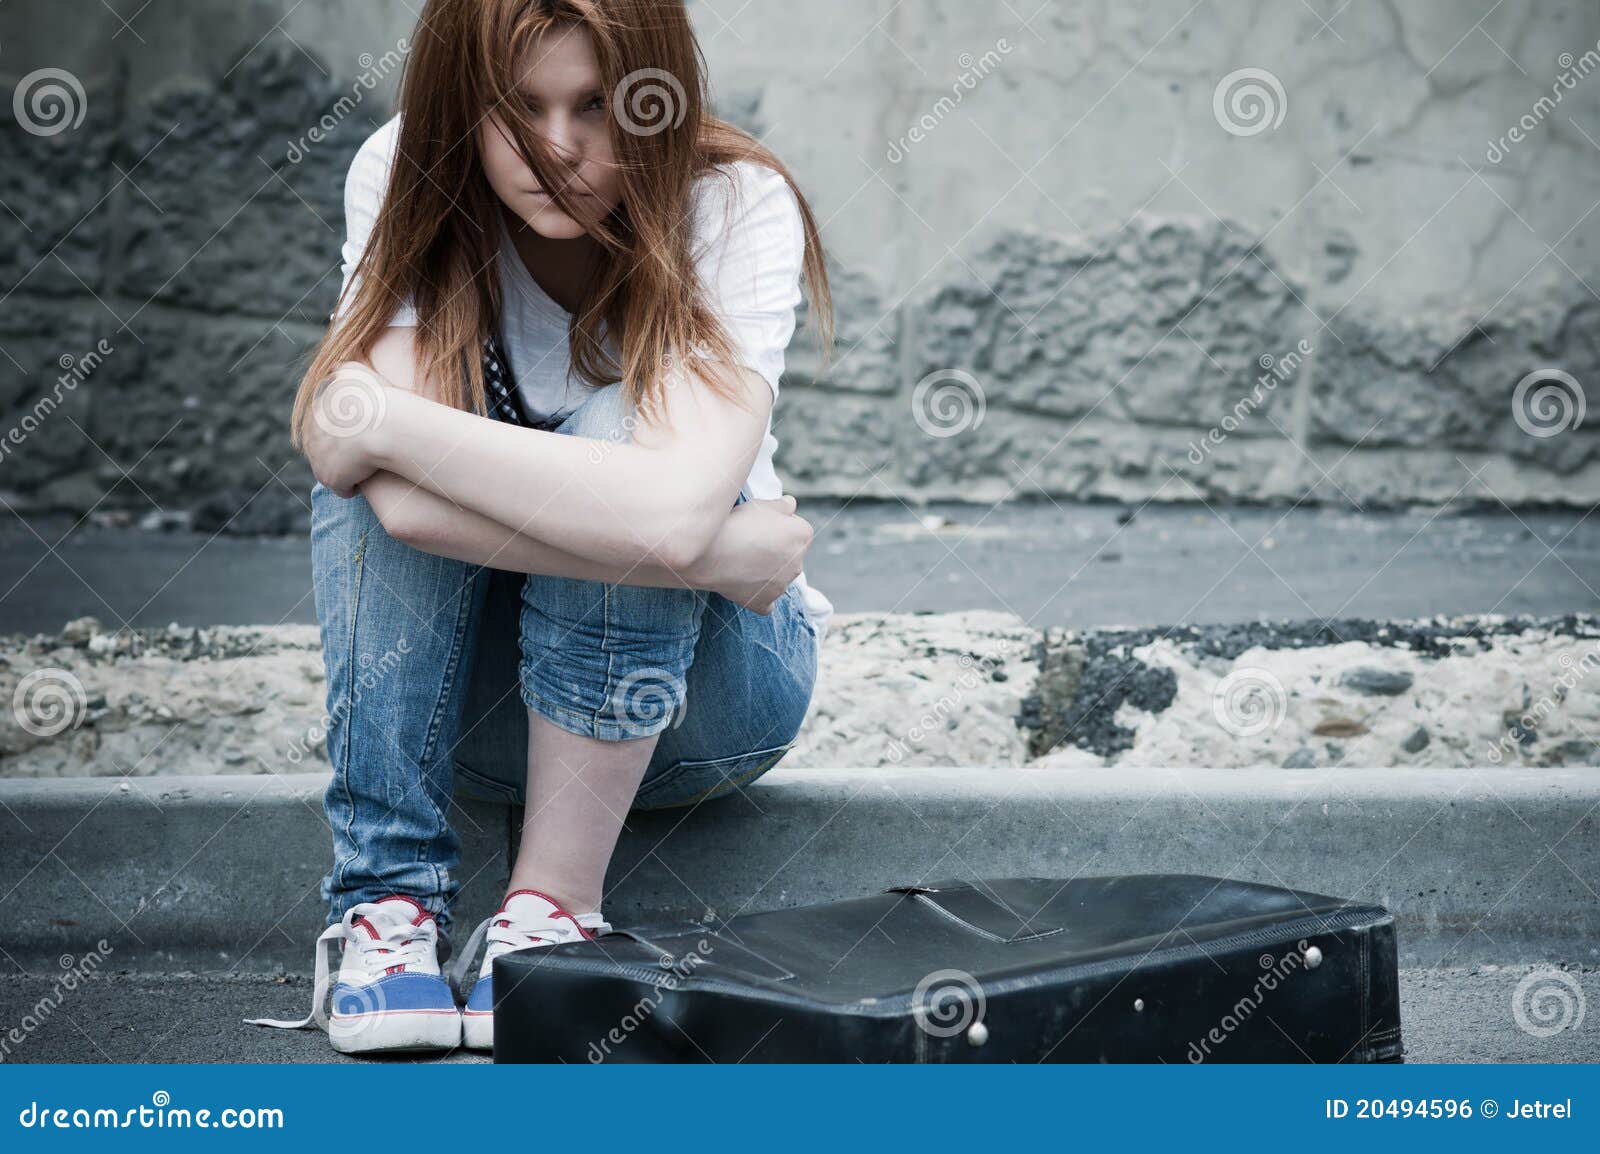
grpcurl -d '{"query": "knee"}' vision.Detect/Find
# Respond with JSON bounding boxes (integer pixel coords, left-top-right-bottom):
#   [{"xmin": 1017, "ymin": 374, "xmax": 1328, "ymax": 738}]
[
  {"xmin": 310, "ymin": 484, "xmax": 381, "ymax": 599},
  {"xmin": 517, "ymin": 577, "xmax": 705, "ymax": 742},
  {"xmin": 311, "ymin": 482, "xmax": 379, "ymax": 546},
  {"xmin": 555, "ymin": 382, "xmax": 637, "ymax": 458}
]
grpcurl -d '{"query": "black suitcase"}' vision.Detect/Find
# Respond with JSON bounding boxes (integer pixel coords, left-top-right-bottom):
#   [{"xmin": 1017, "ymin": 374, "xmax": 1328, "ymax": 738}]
[{"xmin": 492, "ymin": 875, "xmax": 1404, "ymax": 1063}]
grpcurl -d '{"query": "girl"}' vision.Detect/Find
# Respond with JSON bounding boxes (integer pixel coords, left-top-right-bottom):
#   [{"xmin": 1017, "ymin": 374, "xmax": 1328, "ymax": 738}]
[{"xmin": 245, "ymin": 0, "xmax": 832, "ymax": 1055}]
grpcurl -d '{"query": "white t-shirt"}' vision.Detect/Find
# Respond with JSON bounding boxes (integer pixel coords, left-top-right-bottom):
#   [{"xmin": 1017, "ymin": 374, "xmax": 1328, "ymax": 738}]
[{"xmin": 335, "ymin": 115, "xmax": 832, "ymax": 638}]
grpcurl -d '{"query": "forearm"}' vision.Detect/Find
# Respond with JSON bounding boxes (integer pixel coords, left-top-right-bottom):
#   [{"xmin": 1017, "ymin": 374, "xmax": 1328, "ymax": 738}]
[
  {"xmin": 358, "ymin": 471, "xmax": 713, "ymax": 589},
  {"xmin": 371, "ymin": 388, "xmax": 748, "ymax": 570}
]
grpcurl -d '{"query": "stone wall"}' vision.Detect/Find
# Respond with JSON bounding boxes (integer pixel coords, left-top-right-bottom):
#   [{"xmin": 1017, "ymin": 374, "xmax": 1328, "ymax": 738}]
[{"xmin": 2, "ymin": 0, "xmax": 1597, "ymax": 530}]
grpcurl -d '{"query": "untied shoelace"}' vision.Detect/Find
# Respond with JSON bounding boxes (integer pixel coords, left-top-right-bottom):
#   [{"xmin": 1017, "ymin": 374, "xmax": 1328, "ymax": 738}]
[{"xmin": 242, "ymin": 905, "xmax": 439, "ymax": 1031}]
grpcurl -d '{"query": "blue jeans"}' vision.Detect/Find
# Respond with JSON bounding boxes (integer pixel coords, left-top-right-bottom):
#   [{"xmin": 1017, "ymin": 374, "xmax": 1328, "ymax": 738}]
[{"xmin": 309, "ymin": 381, "xmax": 819, "ymax": 935}]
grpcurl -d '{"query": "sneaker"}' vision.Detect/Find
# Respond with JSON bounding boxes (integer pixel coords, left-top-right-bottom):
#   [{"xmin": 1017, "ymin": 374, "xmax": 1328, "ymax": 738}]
[
  {"xmin": 244, "ymin": 894, "xmax": 461, "ymax": 1054},
  {"xmin": 448, "ymin": 889, "xmax": 609, "ymax": 1051}
]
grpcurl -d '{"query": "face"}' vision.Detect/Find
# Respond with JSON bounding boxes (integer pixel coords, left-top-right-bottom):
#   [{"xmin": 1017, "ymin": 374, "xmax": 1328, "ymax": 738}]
[{"xmin": 478, "ymin": 23, "xmax": 623, "ymax": 239}]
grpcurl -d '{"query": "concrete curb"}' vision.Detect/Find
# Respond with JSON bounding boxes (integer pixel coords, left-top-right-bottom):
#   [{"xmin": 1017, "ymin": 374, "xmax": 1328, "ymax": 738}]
[{"xmin": 2, "ymin": 768, "xmax": 1596, "ymax": 971}]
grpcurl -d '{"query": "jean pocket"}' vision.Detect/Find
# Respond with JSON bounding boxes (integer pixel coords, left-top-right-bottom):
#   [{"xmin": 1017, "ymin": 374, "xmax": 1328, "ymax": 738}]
[{"xmin": 630, "ymin": 740, "xmax": 796, "ymax": 812}]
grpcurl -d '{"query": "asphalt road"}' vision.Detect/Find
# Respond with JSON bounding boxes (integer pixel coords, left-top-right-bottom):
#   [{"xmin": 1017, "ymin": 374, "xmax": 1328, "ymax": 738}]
[
  {"xmin": 1, "ymin": 967, "xmax": 1593, "ymax": 1064},
  {"xmin": 1, "ymin": 503, "xmax": 1595, "ymax": 635}
]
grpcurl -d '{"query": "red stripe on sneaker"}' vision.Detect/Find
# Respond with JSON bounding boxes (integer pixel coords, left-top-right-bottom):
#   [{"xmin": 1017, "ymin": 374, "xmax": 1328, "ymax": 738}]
[
  {"xmin": 499, "ymin": 889, "xmax": 598, "ymax": 938},
  {"xmin": 554, "ymin": 913, "xmax": 596, "ymax": 939},
  {"xmin": 376, "ymin": 894, "xmax": 435, "ymax": 927},
  {"xmin": 499, "ymin": 888, "xmax": 565, "ymax": 910}
]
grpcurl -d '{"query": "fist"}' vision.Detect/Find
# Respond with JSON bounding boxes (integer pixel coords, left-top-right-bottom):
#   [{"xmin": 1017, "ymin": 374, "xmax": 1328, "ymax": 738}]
[{"xmin": 301, "ymin": 362, "xmax": 389, "ymax": 497}]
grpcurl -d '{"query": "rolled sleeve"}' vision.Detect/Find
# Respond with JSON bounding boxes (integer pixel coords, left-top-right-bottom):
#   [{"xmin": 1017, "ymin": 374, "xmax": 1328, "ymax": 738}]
[{"xmin": 689, "ymin": 163, "xmax": 805, "ymax": 398}]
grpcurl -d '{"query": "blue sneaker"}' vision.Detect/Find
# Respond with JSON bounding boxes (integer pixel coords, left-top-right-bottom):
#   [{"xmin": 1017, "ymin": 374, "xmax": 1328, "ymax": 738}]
[
  {"xmin": 245, "ymin": 895, "xmax": 461, "ymax": 1054},
  {"xmin": 449, "ymin": 890, "xmax": 609, "ymax": 1051}
]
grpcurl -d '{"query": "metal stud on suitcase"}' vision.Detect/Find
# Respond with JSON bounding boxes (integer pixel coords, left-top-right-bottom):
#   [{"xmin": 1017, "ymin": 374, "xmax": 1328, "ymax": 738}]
[{"xmin": 491, "ymin": 875, "xmax": 1404, "ymax": 1063}]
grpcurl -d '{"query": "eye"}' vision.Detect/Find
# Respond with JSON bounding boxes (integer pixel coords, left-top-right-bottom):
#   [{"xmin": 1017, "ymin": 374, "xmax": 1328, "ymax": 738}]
[
  {"xmin": 580, "ymin": 94, "xmax": 606, "ymax": 114},
  {"xmin": 504, "ymin": 89, "xmax": 539, "ymax": 115}
]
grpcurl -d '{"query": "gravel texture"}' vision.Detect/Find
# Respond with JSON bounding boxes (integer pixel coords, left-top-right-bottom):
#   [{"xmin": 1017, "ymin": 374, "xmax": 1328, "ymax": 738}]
[{"xmin": 2, "ymin": 612, "xmax": 1597, "ymax": 777}]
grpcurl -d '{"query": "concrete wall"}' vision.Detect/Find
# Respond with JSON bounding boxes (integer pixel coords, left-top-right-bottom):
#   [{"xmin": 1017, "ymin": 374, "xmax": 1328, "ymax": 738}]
[{"xmin": 2, "ymin": 0, "xmax": 1597, "ymax": 531}]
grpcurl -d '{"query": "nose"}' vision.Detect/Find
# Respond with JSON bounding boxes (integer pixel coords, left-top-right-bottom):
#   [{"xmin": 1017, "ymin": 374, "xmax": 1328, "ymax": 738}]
[{"xmin": 541, "ymin": 112, "xmax": 582, "ymax": 167}]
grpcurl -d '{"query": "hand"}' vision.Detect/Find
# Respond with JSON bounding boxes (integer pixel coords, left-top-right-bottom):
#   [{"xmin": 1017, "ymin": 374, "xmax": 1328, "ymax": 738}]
[
  {"xmin": 301, "ymin": 362, "xmax": 389, "ymax": 497},
  {"xmin": 692, "ymin": 495, "xmax": 814, "ymax": 614}
]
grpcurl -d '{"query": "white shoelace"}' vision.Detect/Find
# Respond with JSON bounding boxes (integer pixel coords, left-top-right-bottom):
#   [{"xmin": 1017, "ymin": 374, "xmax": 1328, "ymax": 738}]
[
  {"xmin": 445, "ymin": 911, "xmax": 610, "ymax": 1003},
  {"xmin": 243, "ymin": 904, "xmax": 440, "ymax": 1031}
]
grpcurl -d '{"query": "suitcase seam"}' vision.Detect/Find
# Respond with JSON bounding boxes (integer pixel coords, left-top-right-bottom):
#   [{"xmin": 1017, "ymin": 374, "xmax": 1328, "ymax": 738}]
[
  {"xmin": 910, "ymin": 892, "xmax": 1067, "ymax": 944},
  {"xmin": 506, "ymin": 907, "xmax": 1393, "ymax": 1013},
  {"xmin": 601, "ymin": 928, "xmax": 799, "ymax": 983},
  {"xmin": 1361, "ymin": 925, "xmax": 1372, "ymax": 1050}
]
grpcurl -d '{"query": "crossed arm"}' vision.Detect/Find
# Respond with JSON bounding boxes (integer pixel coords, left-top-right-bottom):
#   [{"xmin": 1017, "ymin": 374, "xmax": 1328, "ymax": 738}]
[{"xmin": 303, "ymin": 325, "xmax": 812, "ymax": 612}]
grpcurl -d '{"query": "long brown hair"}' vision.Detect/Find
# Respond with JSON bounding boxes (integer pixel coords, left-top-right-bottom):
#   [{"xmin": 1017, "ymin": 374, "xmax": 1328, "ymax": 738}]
[{"xmin": 290, "ymin": 0, "xmax": 832, "ymax": 444}]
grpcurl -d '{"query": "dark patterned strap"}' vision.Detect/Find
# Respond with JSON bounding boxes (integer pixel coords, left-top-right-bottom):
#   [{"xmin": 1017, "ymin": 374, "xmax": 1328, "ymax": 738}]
[
  {"xmin": 482, "ymin": 329, "xmax": 572, "ymax": 431},
  {"xmin": 482, "ymin": 329, "xmax": 533, "ymax": 426}
]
